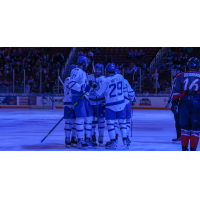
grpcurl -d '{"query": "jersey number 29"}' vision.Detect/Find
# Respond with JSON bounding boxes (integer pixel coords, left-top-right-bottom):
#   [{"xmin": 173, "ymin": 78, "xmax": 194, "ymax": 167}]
[
  {"xmin": 109, "ymin": 81, "xmax": 122, "ymax": 98},
  {"xmin": 183, "ymin": 78, "xmax": 200, "ymax": 91}
]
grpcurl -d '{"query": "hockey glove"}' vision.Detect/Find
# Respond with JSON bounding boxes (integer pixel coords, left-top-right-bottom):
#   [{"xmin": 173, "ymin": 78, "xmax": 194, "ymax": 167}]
[
  {"xmin": 81, "ymin": 84, "xmax": 91, "ymax": 93},
  {"xmin": 171, "ymin": 100, "xmax": 179, "ymax": 115},
  {"xmin": 92, "ymin": 84, "xmax": 98, "ymax": 89},
  {"xmin": 85, "ymin": 85, "xmax": 91, "ymax": 92},
  {"xmin": 132, "ymin": 96, "xmax": 136, "ymax": 103},
  {"xmin": 165, "ymin": 103, "xmax": 170, "ymax": 109}
]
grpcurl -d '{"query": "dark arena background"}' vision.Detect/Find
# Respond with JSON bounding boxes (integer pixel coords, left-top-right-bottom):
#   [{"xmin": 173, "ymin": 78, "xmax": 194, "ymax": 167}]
[{"xmin": 0, "ymin": 47, "xmax": 198, "ymax": 151}]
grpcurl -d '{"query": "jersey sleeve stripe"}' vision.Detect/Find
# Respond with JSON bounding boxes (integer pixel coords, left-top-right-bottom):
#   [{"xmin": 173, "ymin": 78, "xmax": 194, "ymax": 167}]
[
  {"xmin": 68, "ymin": 81, "xmax": 76, "ymax": 89},
  {"xmin": 106, "ymin": 99, "xmax": 125, "ymax": 107}
]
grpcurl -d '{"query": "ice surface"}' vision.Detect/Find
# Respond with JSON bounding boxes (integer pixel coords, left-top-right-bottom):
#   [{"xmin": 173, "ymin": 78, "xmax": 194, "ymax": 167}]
[{"xmin": 0, "ymin": 108, "xmax": 192, "ymax": 151}]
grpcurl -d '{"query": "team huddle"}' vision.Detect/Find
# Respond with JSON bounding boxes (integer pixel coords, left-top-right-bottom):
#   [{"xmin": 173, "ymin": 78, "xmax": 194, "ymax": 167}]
[{"xmin": 63, "ymin": 56, "xmax": 136, "ymax": 150}]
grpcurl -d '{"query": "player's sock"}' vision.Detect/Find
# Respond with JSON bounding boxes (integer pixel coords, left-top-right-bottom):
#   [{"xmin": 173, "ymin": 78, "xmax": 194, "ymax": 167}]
[
  {"xmin": 72, "ymin": 123, "xmax": 77, "ymax": 138},
  {"xmin": 107, "ymin": 120, "xmax": 116, "ymax": 140},
  {"xmin": 119, "ymin": 119, "xmax": 127, "ymax": 138},
  {"xmin": 114, "ymin": 120, "xmax": 118, "ymax": 137},
  {"xmin": 181, "ymin": 129, "xmax": 190, "ymax": 151},
  {"xmin": 126, "ymin": 119, "xmax": 131, "ymax": 137},
  {"xmin": 190, "ymin": 131, "xmax": 199, "ymax": 150},
  {"xmin": 84, "ymin": 116, "xmax": 93, "ymax": 139},
  {"xmin": 98, "ymin": 118, "xmax": 105, "ymax": 137},
  {"xmin": 91, "ymin": 123, "xmax": 96, "ymax": 136},
  {"xmin": 115, "ymin": 134, "xmax": 119, "ymax": 145},
  {"xmin": 75, "ymin": 118, "xmax": 84, "ymax": 140},
  {"xmin": 64, "ymin": 119, "xmax": 72, "ymax": 138}
]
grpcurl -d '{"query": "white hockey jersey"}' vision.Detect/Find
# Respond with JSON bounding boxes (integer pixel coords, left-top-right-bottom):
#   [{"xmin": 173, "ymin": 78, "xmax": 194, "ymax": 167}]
[
  {"xmin": 124, "ymin": 79, "xmax": 136, "ymax": 104},
  {"xmin": 88, "ymin": 74, "xmax": 106, "ymax": 106},
  {"xmin": 64, "ymin": 77, "xmax": 72, "ymax": 108},
  {"xmin": 68, "ymin": 67, "xmax": 89, "ymax": 98},
  {"xmin": 95, "ymin": 74, "xmax": 126, "ymax": 112}
]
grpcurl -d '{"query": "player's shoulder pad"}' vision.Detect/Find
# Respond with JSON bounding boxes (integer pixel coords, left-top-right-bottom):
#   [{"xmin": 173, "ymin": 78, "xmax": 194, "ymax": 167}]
[
  {"xmin": 72, "ymin": 67, "xmax": 81, "ymax": 74},
  {"xmin": 118, "ymin": 74, "xmax": 124, "ymax": 79},
  {"xmin": 65, "ymin": 77, "xmax": 70, "ymax": 81},
  {"xmin": 124, "ymin": 79, "xmax": 129, "ymax": 83},
  {"xmin": 176, "ymin": 72, "xmax": 184, "ymax": 78}
]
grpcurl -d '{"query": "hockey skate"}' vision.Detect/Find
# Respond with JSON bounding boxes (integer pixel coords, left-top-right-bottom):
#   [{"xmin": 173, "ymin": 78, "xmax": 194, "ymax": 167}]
[
  {"xmin": 123, "ymin": 137, "xmax": 130, "ymax": 149},
  {"xmin": 85, "ymin": 138, "xmax": 97, "ymax": 149},
  {"xmin": 105, "ymin": 139, "xmax": 117, "ymax": 150},
  {"xmin": 115, "ymin": 134, "xmax": 119, "ymax": 146},
  {"xmin": 77, "ymin": 139, "xmax": 88, "ymax": 150},
  {"xmin": 182, "ymin": 147, "xmax": 188, "ymax": 151},
  {"xmin": 90, "ymin": 134, "xmax": 97, "ymax": 143},
  {"xmin": 71, "ymin": 136, "xmax": 77, "ymax": 147},
  {"xmin": 127, "ymin": 136, "xmax": 131, "ymax": 144},
  {"xmin": 98, "ymin": 136, "xmax": 104, "ymax": 146},
  {"xmin": 65, "ymin": 137, "xmax": 71, "ymax": 148},
  {"xmin": 172, "ymin": 137, "xmax": 181, "ymax": 142}
]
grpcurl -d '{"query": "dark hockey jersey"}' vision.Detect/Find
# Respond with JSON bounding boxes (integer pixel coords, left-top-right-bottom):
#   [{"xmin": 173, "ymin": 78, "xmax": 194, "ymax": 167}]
[{"xmin": 172, "ymin": 70, "xmax": 200, "ymax": 102}]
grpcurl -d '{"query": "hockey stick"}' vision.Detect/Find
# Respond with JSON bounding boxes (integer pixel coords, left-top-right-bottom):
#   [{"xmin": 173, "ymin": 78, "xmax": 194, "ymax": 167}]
[
  {"xmin": 92, "ymin": 61, "xmax": 99, "ymax": 122},
  {"xmin": 131, "ymin": 101, "xmax": 133, "ymax": 137},
  {"xmin": 58, "ymin": 76, "xmax": 64, "ymax": 86},
  {"xmin": 41, "ymin": 91, "xmax": 87, "ymax": 143}
]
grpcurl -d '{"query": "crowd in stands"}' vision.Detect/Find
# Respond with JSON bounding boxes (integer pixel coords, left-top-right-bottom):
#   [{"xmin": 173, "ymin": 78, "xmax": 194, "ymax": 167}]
[
  {"xmin": 0, "ymin": 47, "xmax": 196, "ymax": 95},
  {"xmin": 77, "ymin": 47, "xmax": 195, "ymax": 94},
  {"xmin": 0, "ymin": 47, "xmax": 67, "ymax": 93}
]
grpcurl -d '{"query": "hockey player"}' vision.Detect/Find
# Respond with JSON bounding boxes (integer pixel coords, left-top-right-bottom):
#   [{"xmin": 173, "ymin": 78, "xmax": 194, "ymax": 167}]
[
  {"xmin": 172, "ymin": 57, "xmax": 200, "ymax": 151},
  {"xmin": 114, "ymin": 69, "xmax": 136, "ymax": 145},
  {"xmin": 166, "ymin": 65, "xmax": 184, "ymax": 142},
  {"xmin": 93, "ymin": 63, "xmax": 129, "ymax": 149},
  {"xmin": 64, "ymin": 65, "xmax": 78, "ymax": 147},
  {"xmin": 88, "ymin": 63, "xmax": 106, "ymax": 145},
  {"xmin": 123, "ymin": 73, "xmax": 136, "ymax": 144},
  {"xmin": 64, "ymin": 65, "xmax": 77, "ymax": 147},
  {"xmin": 68, "ymin": 56, "xmax": 97, "ymax": 149}
]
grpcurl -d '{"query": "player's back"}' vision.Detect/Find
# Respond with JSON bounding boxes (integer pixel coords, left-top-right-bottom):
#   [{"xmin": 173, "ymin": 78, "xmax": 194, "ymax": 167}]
[
  {"xmin": 104, "ymin": 73, "xmax": 126, "ymax": 111},
  {"xmin": 64, "ymin": 77, "xmax": 72, "ymax": 107},
  {"xmin": 88, "ymin": 74, "xmax": 105, "ymax": 105},
  {"xmin": 174, "ymin": 70, "xmax": 200, "ymax": 100}
]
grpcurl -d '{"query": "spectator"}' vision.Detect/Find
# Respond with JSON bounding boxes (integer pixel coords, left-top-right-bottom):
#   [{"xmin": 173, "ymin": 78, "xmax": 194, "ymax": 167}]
[
  {"xmin": 134, "ymin": 49, "xmax": 139, "ymax": 57},
  {"xmin": 88, "ymin": 50, "xmax": 94, "ymax": 58},
  {"xmin": 127, "ymin": 50, "xmax": 134, "ymax": 59},
  {"xmin": 143, "ymin": 90, "xmax": 149, "ymax": 95},
  {"xmin": 78, "ymin": 50, "xmax": 84, "ymax": 57}
]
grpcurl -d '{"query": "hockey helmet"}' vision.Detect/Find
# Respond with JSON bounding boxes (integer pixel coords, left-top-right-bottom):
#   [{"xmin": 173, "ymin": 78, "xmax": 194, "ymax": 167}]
[
  {"xmin": 94, "ymin": 63, "xmax": 104, "ymax": 76},
  {"xmin": 187, "ymin": 57, "xmax": 200, "ymax": 69},
  {"xmin": 77, "ymin": 56, "xmax": 90, "ymax": 67},
  {"xmin": 69, "ymin": 64, "xmax": 78, "ymax": 72},
  {"xmin": 106, "ymin": 63, "xmax": 115, "ymax": 73}
]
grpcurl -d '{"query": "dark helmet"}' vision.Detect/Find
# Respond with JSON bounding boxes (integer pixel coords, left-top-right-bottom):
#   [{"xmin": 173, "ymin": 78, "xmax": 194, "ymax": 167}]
[
  {"xmin": 187, "ymin": 57, "xmax": 200, "ymax": 69},
  {"xmin": 77, "ymin": 56, "xmax": 90, "ymax": 66},
  {"xmin": 106, "ymin": 63, "xmax": 115, "ymax": 73},
  {"xmin": 69, "ymin": 64, "xmax": 78, "ymax": 72}
]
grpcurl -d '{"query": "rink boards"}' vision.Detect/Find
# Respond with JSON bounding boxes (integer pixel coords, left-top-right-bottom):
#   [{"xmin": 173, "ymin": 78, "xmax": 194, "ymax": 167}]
[{"xmin": 0, "ymin": 96, "xmax": 170, "ymax": 109}]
